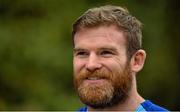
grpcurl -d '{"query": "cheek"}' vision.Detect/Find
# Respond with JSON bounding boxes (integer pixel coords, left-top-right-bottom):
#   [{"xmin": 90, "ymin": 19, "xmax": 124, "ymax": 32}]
[
  {"xmin": 103, "ymin": 58, "xmax": 125, "ymax": 72},
  {"xmin": 73, "ymin": 58, "xmax": 85, "ymax": 74},
  {"xmin": 114, "ymin": 56, "xmax": 127, "ymax": 69}
]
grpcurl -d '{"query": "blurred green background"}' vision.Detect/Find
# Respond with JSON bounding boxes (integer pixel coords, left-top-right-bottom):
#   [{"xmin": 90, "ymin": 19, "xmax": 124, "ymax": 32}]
[{"xmin": 0, "ymin": 0, "xmax": 179, "ymax": 110}]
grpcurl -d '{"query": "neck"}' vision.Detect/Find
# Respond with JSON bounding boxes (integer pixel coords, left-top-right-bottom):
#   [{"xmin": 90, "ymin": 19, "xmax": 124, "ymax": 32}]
[{"xmin": 88, "ymin": 76, "xmax": 145, "ymax": 111}]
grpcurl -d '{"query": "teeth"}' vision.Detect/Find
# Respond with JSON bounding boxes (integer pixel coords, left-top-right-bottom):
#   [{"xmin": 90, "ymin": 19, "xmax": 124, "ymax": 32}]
[{"xmin": 88, "ymin": 77, "xmax": 99, "ymax": 80}]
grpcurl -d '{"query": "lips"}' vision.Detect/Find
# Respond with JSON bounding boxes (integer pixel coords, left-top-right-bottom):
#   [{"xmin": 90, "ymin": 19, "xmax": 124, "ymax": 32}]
[
  {"xmin": 82, "ymin": 76, "xmax": 107, "ymax": 84},
  {"xmin": 87, "ymin": 77, "xmax": 102, "ymax": 80},
  {"xmin": 86, "ymin": 76, "xmax": 107, "ymax": 80}
]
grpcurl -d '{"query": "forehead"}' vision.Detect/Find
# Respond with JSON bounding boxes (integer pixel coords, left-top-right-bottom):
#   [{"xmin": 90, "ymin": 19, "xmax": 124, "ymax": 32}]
[{"xmin": 74, "ymin": 25, "xmax": 126, "ymax": 49}]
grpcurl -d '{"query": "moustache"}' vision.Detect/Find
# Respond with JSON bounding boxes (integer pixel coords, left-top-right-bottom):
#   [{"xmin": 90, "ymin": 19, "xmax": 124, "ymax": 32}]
[{"xmin": 77, "ymin": 69, "xmax": 113, "ymax": 81}]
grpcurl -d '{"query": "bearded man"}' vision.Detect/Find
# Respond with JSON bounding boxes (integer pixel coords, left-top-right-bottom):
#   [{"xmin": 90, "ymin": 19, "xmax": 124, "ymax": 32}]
[{"xmin": 72, "ymin": 5, "xmax": 168, "ymax": 111}]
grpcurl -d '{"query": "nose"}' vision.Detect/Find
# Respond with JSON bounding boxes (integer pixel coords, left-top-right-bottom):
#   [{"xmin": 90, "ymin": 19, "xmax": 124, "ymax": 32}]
[{"xmin": 86, "ymin": 53, "xmax": 102, "ymax": 72}]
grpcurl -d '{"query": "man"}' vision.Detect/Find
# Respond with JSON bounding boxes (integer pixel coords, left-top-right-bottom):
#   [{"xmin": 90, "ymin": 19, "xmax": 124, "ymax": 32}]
[{"xmin": 72, "ymin": 5, "xmax": 168, "ymax": 111}]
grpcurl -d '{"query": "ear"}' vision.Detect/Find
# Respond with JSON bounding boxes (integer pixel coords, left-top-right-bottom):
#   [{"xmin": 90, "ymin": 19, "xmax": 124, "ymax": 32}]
[{"xmin": 130, "ymin": 49, "xmax": 146, "ymax": 73}]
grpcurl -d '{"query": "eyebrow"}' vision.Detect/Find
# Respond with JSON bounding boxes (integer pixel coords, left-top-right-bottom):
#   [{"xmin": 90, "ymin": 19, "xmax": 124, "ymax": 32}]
[
  {"xmin": 99, "ymin": 47, "xmax": 118, "ymax": 51},
  {"xmin": 73, "ymin": 46, "xmax": 118, "ymax": 52},
  {"xmin": 73, "ymin": 48, "xmax": 87, "ymax": 52}
]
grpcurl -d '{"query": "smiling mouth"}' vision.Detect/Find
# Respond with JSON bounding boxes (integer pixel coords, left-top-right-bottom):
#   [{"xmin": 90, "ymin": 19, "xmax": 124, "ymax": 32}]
[
  {"xmin": 83, "ymin": 77, "xmax": 107, "ymax": 84},
  {"xmin": 86, "ymin": 76, "xmax": 106, "ymax": 80}
]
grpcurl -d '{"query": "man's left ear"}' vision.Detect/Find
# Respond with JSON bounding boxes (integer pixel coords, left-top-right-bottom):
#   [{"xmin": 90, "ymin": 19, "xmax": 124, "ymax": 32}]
[{"xmin": 130, "ymin": 49, "xmax": 146, "ymax": 73}]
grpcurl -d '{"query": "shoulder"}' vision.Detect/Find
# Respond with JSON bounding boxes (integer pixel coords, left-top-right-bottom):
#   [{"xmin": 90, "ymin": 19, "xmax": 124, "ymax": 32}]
[
  {"xmin": 141, "ymin": 100, "xmax": 169, "ymax": 111},
  {"xmin": 77, "ymin": 106, "xmax": 87, "ymax": 112}
]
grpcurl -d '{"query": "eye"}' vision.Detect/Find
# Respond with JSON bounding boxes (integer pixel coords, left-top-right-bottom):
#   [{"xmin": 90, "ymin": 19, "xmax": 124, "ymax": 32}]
[
  {"xmin": 75, "ymin": 51, "xmax": 89, "ymax": 58},
  {"xmin": 100, "ymin": 50, "xmax": 114, "ymax": 57}
]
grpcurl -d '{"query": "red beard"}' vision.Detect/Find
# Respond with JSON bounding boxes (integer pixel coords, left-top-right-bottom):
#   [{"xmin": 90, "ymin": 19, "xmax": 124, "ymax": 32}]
[{"xmin": 74, "ymin": 64, "xmax": 132, "ymax": 109}]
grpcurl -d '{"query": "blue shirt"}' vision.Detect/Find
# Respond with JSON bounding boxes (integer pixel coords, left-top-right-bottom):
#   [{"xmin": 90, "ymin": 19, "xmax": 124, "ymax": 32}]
[
  {"xmin": 78, "ymin": 100, "xmax": 168, "ymax": 112},
  {"xmin": 135, "ymin": 104, "xmax": 146, "ymax": 111}
]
